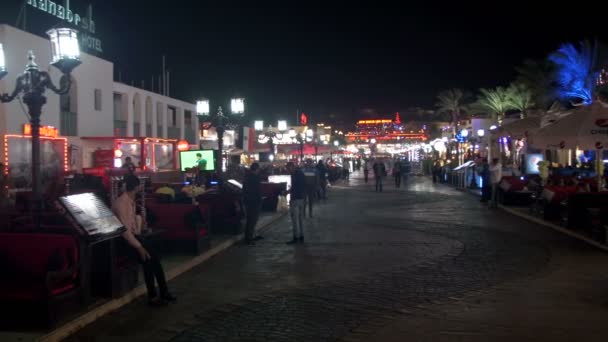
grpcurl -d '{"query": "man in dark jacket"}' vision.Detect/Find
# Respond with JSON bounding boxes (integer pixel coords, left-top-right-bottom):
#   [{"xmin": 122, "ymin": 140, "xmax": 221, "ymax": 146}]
[
  {"xmin": 286, "ymin": 162, "xmax": 306, "ymax": 244},
  {"xmin": 242, "ymin": 163, "xmax": 262, "ymax": 245}
]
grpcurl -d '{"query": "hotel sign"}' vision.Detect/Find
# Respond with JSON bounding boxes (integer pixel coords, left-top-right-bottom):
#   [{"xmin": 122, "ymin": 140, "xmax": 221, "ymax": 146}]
[{"xmin": 26, "ymin": 0, "xmax": 103, "ymax": 53}]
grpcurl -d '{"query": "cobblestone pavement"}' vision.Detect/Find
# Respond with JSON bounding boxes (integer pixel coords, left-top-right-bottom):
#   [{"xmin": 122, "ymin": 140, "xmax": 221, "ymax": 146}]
[{"xmin": 70, "ymin": 174, "xmax": 608, "ymax": 342}]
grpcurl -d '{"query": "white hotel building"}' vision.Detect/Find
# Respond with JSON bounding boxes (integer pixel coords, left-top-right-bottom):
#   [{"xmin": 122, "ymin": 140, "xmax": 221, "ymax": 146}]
[{"xmin": 0, "ymin": 24, "xmax": 200, "ymax": 172}]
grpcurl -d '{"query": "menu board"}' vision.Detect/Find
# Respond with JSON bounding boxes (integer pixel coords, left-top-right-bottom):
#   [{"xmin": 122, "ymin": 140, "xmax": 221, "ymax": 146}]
[{"xmin": 59, "ymin": 193, "xmax": 125, "ymax": 237}]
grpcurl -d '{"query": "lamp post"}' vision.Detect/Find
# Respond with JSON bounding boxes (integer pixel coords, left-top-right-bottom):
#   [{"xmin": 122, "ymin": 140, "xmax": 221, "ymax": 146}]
[
  {"xmin": 196, "ymin": 97, "xmax": 245, "ymax": 177},
  {"xmin": 256, "ymin": 120, "xmax": 286, "ymax": 158},
  {"xmin": 0, "ymin": 28, "xmax": 81, "ymax": 226},
  {"xmin": 288, "ymin": 128, "xmax": 308, "ymax": 162}
]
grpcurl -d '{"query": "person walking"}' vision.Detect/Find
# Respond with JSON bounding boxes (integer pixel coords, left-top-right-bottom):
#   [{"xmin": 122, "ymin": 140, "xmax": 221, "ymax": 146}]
[
  {"xmin": 286, "ymin": 162, "xmax": 306, "ymax": 244},
  {"xmin": 432, "ymin": 160, "xmax": 440, "ymax": 183},
  {"xmin": 242, "ymin": 162, "xmax": 262, "ymax": 245},
  {"xmin": 393, "ymin": 159, "xmax": 402, "ymax": 188},
  {"xmin": 373, "ymin": 159, "xmax": 386, "ymax": 192},
  {"xmin": 489, "ymin": 158, "xmax": 502, "ymax": 208},
  {"xmin": 316, "ymin": 160, "xmax": 328, "ymax": 200},
  {"xmin": 478, "ymin": 158, "xmax": 491, "ymax": 203},
  {"xmin": 363, "ymin": 160, "xmax": 369, "ymax": 183},
  {"xmin": 113, "ymin": 174, "xmax": 176, "ymax": 306}
]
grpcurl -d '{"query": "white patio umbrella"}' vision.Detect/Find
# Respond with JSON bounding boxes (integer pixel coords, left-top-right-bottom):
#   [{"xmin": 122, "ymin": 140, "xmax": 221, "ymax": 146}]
[
  {"xmin": 528, "ymin": 102, "xmax": 608, "ymax": 186},
  {"xmin": 528, "ymin": 102, "xmax": 608, "ymax": 150},
  {"xmin": 495, "ymin": 116, "xmax": 541, "ymax": 138}
]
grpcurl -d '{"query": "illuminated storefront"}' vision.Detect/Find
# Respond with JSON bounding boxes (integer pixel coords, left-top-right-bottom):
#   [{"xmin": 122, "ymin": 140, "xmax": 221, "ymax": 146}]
[{"xmin": 3, "ymin": 124, "xmax": 68, "ymax": 189}]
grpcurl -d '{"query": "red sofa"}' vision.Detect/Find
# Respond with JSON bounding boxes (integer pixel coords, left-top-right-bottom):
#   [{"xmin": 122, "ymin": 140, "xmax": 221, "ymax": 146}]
[
  {"xmin": 260, "ymin": 182, "xmax": 285, "ymax": 212},
  {"xmin": 0, "ymin": 233, "xmax": 83, "ymax": 327},
  {"xmin": 498, "ymin": 176, "xmax": 533, "ymax": 205},
  {"xmin": 197, "ymin": 192, "xmax": 243, "ymax": 235},
  {"xmin": 146, "ymin": 200, "xmax": 211, "ymax": 255}
]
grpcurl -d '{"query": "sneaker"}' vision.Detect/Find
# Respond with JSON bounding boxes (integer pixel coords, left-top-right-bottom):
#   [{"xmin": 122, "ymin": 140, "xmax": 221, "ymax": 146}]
[
  {"xmin": 147, "ymin": 297, "xmax": 168, "ymax": 307},
  {"xmin": 161, "ymin": 293, "xmax": 177, "ymax": 303},
  {"xmin": 286, "ymin": 239, "xmax": 298, "ymax": 245}
]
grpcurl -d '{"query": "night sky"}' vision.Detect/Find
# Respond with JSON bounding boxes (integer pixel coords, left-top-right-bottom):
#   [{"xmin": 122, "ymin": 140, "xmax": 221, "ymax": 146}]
[{"xmin": 1, "ymin": 1, "xmax": 607, "ymax": 127}]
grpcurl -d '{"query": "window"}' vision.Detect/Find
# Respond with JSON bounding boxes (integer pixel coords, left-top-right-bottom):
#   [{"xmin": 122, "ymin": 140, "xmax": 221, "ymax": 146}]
[{"xmin": 94, "ymin": 89, "xmax": 102, "ymax": 111}]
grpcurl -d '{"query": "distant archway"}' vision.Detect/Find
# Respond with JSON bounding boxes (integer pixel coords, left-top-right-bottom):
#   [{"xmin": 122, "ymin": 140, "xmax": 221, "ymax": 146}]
[
  {"xmin": 133, "ymin": 93, "xmax": 142, "ymax": 136},
  {"xmin": 59, "ymin": 77, "xmax": 78, "ymax": 136},
  {"xmin": 156, "ymin": 102, "xmax": 165, "ymax": 138},
  {"xmin": 145, "ymin": 96, "xmax": 153, "ymax": 136}
]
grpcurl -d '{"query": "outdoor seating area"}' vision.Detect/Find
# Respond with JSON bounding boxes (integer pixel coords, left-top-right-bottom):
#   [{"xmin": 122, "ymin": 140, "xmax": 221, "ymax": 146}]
[{"xmin": 0, "ymin": 166, "xmax": 287, "ymax": 331}]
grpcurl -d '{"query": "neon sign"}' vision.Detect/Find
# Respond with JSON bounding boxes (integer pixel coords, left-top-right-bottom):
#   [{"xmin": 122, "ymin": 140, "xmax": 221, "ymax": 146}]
[{"xmin": 23, "ymin": 124, "xmax": 59, "ymax": 138}]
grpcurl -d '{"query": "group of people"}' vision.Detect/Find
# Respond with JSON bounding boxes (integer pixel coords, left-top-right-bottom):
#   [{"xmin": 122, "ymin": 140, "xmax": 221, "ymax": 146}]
[
  {"xmin": 363, "ymin": 158, "xmax": 412, "ymax": 192},
  {"xmin": 242, "ymin": 159, "xmax": 330, "ymax": 246},
  {"xmin": 477, "ymin": 158, "xmax": 502, "ymax": 208}
]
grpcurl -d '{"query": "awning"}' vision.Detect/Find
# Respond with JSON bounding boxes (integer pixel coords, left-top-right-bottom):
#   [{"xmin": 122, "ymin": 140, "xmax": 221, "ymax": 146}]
[{"xmin": 494, "ymin": 116, "xmax": 541, "ymax": 138}]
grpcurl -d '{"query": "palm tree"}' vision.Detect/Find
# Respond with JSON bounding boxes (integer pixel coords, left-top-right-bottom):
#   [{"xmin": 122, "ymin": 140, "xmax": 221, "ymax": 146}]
[
  {"xmin": 435, "ymin": 88, "xmax": 468, "ymax": 134},
  {"xmin": 548, "ymin": 39, "xmax": 599, "ymax": 105},
  {"xmin": 515, "ymin": 59, "xmax": 555, "ymax": 109},
  {"xmin": 473, "ymin": 87, "xmax": 511, "ymax": 122},
  {"xmin": 505, "ymin": 83, "xmax": 535, "ymax": 119}
]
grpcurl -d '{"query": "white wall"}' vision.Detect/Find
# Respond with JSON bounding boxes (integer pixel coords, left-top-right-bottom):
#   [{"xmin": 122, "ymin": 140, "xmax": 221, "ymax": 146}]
[{"xmin": 112, "ymin": 83, "xmax": 198, "ymax": 144}]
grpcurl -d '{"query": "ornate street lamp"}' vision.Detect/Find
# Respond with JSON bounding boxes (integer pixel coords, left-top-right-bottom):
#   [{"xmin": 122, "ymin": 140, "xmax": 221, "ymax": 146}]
[
  {"xmin": 196, "ymin": 97, "xmax": 245, "ymax": 176},
  {"xmin": 0, "ymin": 27, "xmax": 81, "ymax": 226},
  {"xmin": 256, "ymin": 120, "xmax": 286, "ymax": 157},
  {"xmin": 288, "ymin": 128, "xmax": 307, "ymax": 162}
]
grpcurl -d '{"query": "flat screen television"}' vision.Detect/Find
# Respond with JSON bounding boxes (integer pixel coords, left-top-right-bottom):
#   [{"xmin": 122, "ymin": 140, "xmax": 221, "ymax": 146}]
[{"xmin": 179, "ymin": 150, "xmax": 216, "ymax": 172}]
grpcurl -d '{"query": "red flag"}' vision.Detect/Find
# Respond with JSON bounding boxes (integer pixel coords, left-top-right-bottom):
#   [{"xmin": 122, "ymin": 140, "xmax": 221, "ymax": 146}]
[{"xmin": 300, "ymin": 112, "xmax": 308, "ymax": 125}]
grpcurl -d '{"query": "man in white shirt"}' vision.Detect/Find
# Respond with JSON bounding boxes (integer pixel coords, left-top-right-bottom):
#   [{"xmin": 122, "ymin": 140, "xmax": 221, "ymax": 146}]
[
  {"xmin": 489, "ymin": 158, "xmax": 502, "ymax": 208},
  {"xmin": 113, "ymin": 174, "xmax": 176, "ymax": 305}
]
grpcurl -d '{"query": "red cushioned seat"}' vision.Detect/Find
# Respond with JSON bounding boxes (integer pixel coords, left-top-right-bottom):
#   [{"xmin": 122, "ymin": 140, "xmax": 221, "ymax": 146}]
[
  {"xmin": 147, "ymin": 201, "xmax": 210, "ymax": 254},
  {"xmin": 0, "ymin": 233, "xmax": 80, "ymax": 301}
]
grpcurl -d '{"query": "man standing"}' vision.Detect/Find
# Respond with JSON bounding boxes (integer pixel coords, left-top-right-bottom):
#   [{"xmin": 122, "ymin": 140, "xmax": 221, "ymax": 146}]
[
  {"xmin": 489, "ymin": 158, "xmax": 502, "ymax": 208},
  {"xmin": 316, "ymin": 160, "xmax": 328, "ymax": 200},
  {"xmin": 393, "ymin": 159, "xmax": 402, "ymax": 188},
  {"xmin": 373, "ymin": 159, "xmax": 386, "ymax": 192},
  {"xmin": 242, "ymin": 162, "xmax": 262, "ymax": 245},
  {"xmin": 122, "ymin": 156, "xmax": 136, "ymax": 173},
  {"xmin": 113, "ymin": 174, "xmax": 176, "ymax": 306},
  {"xmin": 302, "ymin": 159, "xmax": 318, "ymax": 218},
  {"xmin": 195, "ymin": 153, "xmax": 207, "ymax": 186},
  {"xmin": 363, "ymin": 160, "xmax": 369, "ymax": 183},
  {"xmin": 286, "ymin": 162, "xmax": 306, "ymax": 244}
]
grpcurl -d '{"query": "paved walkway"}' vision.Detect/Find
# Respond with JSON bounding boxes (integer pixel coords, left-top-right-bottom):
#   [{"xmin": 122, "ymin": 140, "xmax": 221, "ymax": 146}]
[{"xmin": 69, "ymin": 174, "xmax": 608, "ymax": 341}]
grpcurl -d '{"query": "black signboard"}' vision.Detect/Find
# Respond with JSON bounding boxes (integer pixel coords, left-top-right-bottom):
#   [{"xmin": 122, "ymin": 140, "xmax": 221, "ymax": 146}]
[{"xmin": 59, "ymin": 192, "xmax": 125, "ymax": 238}]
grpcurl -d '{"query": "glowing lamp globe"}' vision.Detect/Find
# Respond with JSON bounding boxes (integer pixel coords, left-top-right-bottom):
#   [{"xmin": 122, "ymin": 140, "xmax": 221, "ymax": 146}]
[
  {"xmin": 230, "ymin": 98, "xmax": 245, "ymax": 114},
  {"xmin": 196, "ymin": 99, "xmax": 210, "ymax": 116},
  {"xmin": 254, "ymin": 120, "xmax": 264, "ymax": 131},
  {"xmin": 460, "ymin": 129, "xmax": 469, "ymax": 137},
  {"xmin": 477, "ymin": 129, "xmax": 485, "ymax": 137},
  {"xmin": 277, "ymin": 120, "xmax": 287, "ymax": 131},
  {"xmin": 47, "ymin": 28, "xmax": 81, "ymax": 74}
]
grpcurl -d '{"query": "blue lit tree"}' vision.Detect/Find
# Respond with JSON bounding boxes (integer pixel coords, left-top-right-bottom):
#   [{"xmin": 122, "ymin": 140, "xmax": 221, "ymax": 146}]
[{"xmin": 548, "ymin": 40, "xmax": 599, "ymax": 105}]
